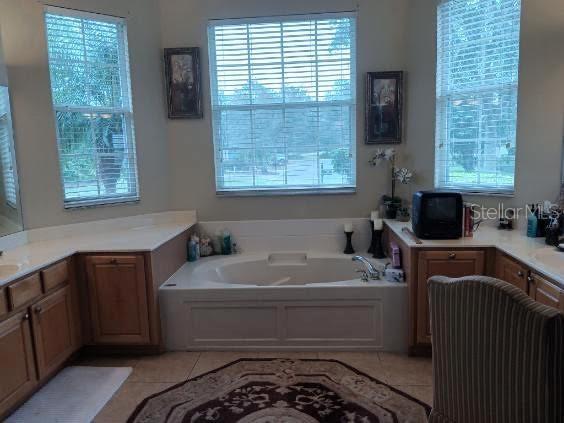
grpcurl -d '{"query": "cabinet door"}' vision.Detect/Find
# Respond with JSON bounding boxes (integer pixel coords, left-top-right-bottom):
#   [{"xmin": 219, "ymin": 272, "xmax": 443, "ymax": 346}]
[
  {"xmin": 495, "ymin": 253, "xmax": 527, "ymax": 292},
  {"xmin": 0, "ymin": 288, "xmax": 7, "ymax": 319},
  {"xmin": 0, "ymin": 311, "xmax": 37, "ymax": 418},
  {"xmin": 31, "ymin": 285, "xmax": 76, "ymax": 379},
  {"xmin": 529, "ymin": 272, "xmax": 564, "ymax": 312},
  {"xmin": 85, "ymin": 255, "xmax": 150, "ymax": 345},
  {"xmin": 417, "ymin": 250, "xmax": 486, "ymax": 345}
]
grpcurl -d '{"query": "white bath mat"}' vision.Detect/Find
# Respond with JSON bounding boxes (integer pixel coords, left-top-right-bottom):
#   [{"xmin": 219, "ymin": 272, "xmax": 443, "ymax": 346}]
[{"xmin": 7, "ymin": 366, "xmax": 132, "ymax": 423}]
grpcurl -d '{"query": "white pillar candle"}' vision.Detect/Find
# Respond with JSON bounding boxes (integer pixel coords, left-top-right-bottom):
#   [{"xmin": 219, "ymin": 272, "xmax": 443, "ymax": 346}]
[
  {"xmin": 344, "ymin": 222, "xmax": 353, "ymax": 232},
  {"xmin": 370, "ymin": 211, "xmax": 379, "ymax": 221},
  {"xmin": 373, "ymin": 219, "xmax": 383, "ymax": 230}
]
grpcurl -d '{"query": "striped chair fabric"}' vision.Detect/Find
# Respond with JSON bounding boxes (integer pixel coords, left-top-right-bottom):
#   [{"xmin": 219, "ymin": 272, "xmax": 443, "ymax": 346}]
[{"xmin": 428, "ymin": 276, "xmax": 564, "ymax": 423}]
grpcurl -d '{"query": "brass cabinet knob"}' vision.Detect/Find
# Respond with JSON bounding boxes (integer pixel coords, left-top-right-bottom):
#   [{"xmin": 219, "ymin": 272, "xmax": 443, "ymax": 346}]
[
  {"xmin": 22, "ymin": 313, "xmax": 29, "ymax": 321},
  {"xmin": 517, "ymin": 270, "xmax": 524, "ymax": 277},
  {"xmin": 448, "ymin": 252, "xmax": 456, "ymax": 259}
]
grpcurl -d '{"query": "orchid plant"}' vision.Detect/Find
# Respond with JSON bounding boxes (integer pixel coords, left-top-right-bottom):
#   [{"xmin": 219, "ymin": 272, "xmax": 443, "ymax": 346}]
[{"xmin": 369, "ymin": 148, "xmax": 413, "ymax": 201}]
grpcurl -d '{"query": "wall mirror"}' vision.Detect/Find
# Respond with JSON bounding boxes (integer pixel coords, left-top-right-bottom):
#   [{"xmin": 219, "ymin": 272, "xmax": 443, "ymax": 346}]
[
  {"xmin": 0, "ymin": 30, "xmax": 23, "ymax": 237},
  {"xmin": 560, "ymin": 135, "xmax": 564, "ymax": 207}
]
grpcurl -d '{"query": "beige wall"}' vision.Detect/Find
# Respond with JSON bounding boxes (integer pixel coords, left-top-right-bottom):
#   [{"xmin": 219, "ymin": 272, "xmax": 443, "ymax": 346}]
[
  {"xmin": 0, "ymin": 0, "xmax": 170, "ymax": 229},
  {"xmin": 161, "ymin": 0, "xmax": 411, "ymax": 220},
  {"xmin": 0, "ymin": 31, "xmax": 7, "ymax": 86}
]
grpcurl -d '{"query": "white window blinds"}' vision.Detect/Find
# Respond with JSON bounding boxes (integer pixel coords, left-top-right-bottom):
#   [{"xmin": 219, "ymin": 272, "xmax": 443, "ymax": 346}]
[
  {"xmin": 45, "ymin": 7, "xmax": 139, "ymax": 207},
  {"xmin": 0, "ymin": 87, "xmax": 17, "ymax": 207},
  {"xmin": 208, "ymin": 13, "xmax": 356, "ymax": 194},
  {"xmin": 435, "ymin": 0, "xmax": 521, "ymax": 194}
]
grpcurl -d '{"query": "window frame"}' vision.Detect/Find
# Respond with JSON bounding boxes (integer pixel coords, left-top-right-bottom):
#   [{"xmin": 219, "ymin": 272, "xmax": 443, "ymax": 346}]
[
  {"xmin": 434, "ymin": 0, "xmax": 521, "ymax": 196},
  {"xmin": 44, "ymin": 6, "xmax": 140, "ymax": 209},
  {"xmin": 207, "ymin": 12, "xmax": 357, "ymax": 196}
]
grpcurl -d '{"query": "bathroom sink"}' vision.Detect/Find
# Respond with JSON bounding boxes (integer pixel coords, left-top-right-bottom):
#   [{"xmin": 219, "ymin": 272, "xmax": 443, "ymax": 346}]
[
  {"xmin": 532, "ymin": 249, "xmax": 564, "ymax": 272},
  {"xmin": 0, "ymin": 263, "xmax": 22, "ymax": 278}
]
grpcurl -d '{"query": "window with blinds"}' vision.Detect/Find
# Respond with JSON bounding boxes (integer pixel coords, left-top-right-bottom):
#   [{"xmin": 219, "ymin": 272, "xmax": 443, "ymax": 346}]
[
  {"xmin": 435, "ymin": 0, "xmax": 521, "ymax": 194},
  {"xmin": 45, "ymin": 7, "xmax": 139, "ymax": 208},
  {"xmin": 208, "ymin": 13, "xmax": 356, "ymax": 194},
  {"xmin": 0, "ymin": 87, "xmax": 17, "ymax": 207}
]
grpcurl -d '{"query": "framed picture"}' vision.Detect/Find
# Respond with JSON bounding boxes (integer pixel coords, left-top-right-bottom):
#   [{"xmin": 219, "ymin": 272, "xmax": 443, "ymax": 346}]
[
  {"xmin": 365, "ymin": 71, "xmax": 403, "ymax": 144},
  {"xmin": 164, "ymin": 47, "xmax": 202, "ymax": 119}
]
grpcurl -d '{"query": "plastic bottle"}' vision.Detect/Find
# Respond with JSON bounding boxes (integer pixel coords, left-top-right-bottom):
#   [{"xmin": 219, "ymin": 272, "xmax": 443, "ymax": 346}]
[
  {"xmin": 193, "ymin": 235, "xmax": 200, "ymax": 258},
  {"xmin": 188, "ymin": 236, "xmax": 199, "ymax": 262},
  {"xmin": 222, "ymin": 230, "xmax": 232, "ymax": 255},
  {"xmin": 213, "ymin": 229, "xmax": 223, "ymax": 254},
  {"xmin": 527, "ymin": 204, "xmax": 538, "ymax": 238}
]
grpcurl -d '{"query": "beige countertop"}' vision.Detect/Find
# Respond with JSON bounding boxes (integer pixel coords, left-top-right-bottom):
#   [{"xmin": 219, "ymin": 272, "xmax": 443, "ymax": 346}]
[
  {"xmin": 385, "ymin": 219, "xmax": 564, "ymax": 286},
  {"xmin": 0, "ymin": 211, "xmax": 197, "ymax": 287}
]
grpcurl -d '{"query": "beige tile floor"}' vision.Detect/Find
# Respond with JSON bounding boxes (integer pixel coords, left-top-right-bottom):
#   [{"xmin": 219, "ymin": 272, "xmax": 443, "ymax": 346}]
[{"xmin": 83, "ymin": 351, "xmax": 432, "ymax": 422}]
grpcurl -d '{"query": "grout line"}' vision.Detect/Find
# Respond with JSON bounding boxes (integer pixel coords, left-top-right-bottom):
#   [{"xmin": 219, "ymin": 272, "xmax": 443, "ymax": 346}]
[{"xmin": 186, "ymin": 351, "xmax": 202, "ymax": 379}]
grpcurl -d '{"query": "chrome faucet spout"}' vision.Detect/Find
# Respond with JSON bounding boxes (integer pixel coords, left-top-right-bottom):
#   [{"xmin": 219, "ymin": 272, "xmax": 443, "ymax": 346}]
[{"xmin": 352, "ymin": 255, "xmax": 380, "ymax": 280}]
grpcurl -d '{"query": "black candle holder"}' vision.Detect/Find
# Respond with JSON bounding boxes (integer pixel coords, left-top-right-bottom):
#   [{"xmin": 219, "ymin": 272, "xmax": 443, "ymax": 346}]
[
  {"xmin": 344, "ymin": 231, "xmax": 355, "ymax": 254},
  {"xmin": 368, "ymin": 220, "xmax": 376, "ymax": 254},
  {"xmin": 372, "ymin": 229, "xmax": 386, "ymax": 259}
]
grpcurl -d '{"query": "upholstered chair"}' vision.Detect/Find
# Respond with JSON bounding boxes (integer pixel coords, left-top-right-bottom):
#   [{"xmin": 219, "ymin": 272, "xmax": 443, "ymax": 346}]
[{"xmin": 428, "ymin": 276, "xmax": 563, "ymax": 423}]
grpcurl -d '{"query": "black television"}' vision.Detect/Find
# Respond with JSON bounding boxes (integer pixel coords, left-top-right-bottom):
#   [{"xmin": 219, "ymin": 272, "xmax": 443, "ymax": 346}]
[{"xmin": 412, "ymin": 191, "xmax": 463, "ymax": 239}]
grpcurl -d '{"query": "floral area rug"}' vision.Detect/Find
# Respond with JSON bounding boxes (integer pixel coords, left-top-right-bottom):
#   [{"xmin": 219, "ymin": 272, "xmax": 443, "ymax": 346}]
[{"xmin": 128, "ymin": 358, "xmax": 430, "ymax": 422}]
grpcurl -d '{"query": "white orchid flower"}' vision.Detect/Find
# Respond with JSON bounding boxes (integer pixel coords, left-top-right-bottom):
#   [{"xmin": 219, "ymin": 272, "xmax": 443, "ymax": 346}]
[
  {"xmin": 384, "ymin": 148, "xmax": 396, "ymax": 161},
  {"xmin": 394, "ymin": 167, "xmax": 413, "ymax": 184},
  {"xmin": 369, "ymin": 148, "xmax": 396, "ymax": 166}
]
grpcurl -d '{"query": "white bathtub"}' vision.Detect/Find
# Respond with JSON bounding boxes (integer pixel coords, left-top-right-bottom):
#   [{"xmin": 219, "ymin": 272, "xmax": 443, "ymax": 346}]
[{"xmin": 159, "ymin": 252, "xmax": 408, "ymax": 352}]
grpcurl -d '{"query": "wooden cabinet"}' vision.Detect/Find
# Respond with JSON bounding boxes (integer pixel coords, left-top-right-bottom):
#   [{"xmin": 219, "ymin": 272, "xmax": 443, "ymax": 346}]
[
  {"xmin": 85, "ymin": 255, "xmax": 151, "ymax": 345},
  {"xmin": 495, "ymin": 254, "xmax": 564, "ymax": 311},
  {"xmin": 0, "ymin": 288, "xmax": 7, "ymax": 319},
  {"xmin": 496, "ymin": 253, "xmax": 528, "ymax": 292},
  {"xmin": 0, "ymin": 230, "xmax": 188, "ymax": 417},
  {"xmin": 0, "ymin": 259, "xmax": 81, "ymax": 419},
  {"xmin": 528, "ymin": 272, "xmax": 564, "ymax": 312},
  {"xmin": 0, "ymin": 311, "xmax": 37, "ymax": 416},
  {"xmin": 417, "ymin": 250, "xmax": 486, "ymax": 344},
  {"xmin": 31, "ymin": 285, "xmax": 76, "ymax": 379}
]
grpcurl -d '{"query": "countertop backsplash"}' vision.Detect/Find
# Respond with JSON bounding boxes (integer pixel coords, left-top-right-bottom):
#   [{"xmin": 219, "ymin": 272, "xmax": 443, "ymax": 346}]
[{"xmin": 197, "ymin": 218, "xmax": 373, "ymax": 254}]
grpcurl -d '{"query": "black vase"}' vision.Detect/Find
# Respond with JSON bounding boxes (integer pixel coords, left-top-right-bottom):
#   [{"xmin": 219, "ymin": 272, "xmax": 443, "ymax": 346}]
[
  {"xmin": 384, "ymin": 203, "xmax": 398, "ymax": 219},
  {"xmin": 546, "ymin": 226, "xmax": 560, "ymax": 246}
]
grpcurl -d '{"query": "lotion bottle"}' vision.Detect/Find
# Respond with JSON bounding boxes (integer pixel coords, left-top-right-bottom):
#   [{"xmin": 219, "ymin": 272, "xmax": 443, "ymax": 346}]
[{"xmin": 527, "ymin": 204, "xmax": 538, "ymax": 237}]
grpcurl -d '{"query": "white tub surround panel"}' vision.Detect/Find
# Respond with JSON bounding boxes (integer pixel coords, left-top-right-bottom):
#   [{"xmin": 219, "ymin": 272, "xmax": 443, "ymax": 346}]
[
  {"xmin": 198, "ymin": 218, "xmax": 373, "ymax": 254},
  {"xmin": 385, "ymin": 220, "xmax": 564, "ymax": 287},
  {"xmin": 0, "ymin": 211, "xmax": 197, "ymax": 287},
  {"xmin": 160, "ymin": 252, "xmax": 408, "ymax": 352}
]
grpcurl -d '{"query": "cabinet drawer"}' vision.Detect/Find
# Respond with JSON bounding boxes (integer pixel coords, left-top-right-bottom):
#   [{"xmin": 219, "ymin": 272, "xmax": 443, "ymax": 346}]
[
  {"xmin": 8, "ymin": 274, "xmax": 42, "ymax": 310},
  {"xmin": 41, "ymin": 260, "xmax": 69, "ymax": 292},
  {"xmin": 496, "ymin": 253, "xmax": 527, "ymax": 292},
  {"xmin": 529, "ymin": 272, "xmax": 564, "ymax": 312},
  {"xmin": 0, "ymin": 288, "xmax": 7, "ymax": 318}
]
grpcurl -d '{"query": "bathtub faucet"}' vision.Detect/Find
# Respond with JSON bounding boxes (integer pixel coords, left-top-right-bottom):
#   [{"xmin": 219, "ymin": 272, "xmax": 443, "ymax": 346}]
[{"xmin": 352, "ymin": 256, "xmax": 380, "ymax": 280}]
